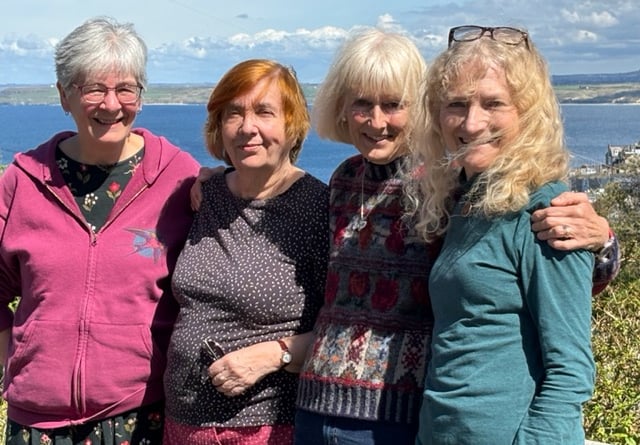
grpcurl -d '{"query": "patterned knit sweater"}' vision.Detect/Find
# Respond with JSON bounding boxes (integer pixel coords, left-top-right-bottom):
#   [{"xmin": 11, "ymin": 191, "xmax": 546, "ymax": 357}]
[{"xmin": 296, "ymin": 154, "xmax": 441, "ymax": 425}]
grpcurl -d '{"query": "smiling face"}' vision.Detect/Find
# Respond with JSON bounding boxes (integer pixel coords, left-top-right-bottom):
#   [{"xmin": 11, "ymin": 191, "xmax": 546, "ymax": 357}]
[
  {"xmin": 59, "ymin": 72, "xmax": 141, "ymax": 150},
  {"xmin": 439, "ymin": 63, "xmax": 520, "ymax": 176},
  {"xmin": 220, "ymin": 77, "xmax": 292, "ymax": 175},
  {"xmin": 344, "ymin": 93, "xmax": 409, "ymax": 165}
]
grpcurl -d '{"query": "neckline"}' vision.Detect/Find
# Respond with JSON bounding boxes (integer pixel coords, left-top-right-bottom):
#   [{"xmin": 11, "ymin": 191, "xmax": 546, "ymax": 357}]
[
  {"xmin": 222, "ymin": 168, "xmax": 305, "ymax": 204},
  {"xmin": 361, "ymin": 155, "xmax": 405, "ymax": 181},
  {"xmin": 56, "ymin": 145, "xmax": 145, "ymax": 169}
]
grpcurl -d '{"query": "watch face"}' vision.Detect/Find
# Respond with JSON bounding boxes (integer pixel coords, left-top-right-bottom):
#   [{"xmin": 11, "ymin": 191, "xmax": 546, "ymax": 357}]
[{"xmin": 282, "ymin": 351, "xmax": 293, "ymax": 364}]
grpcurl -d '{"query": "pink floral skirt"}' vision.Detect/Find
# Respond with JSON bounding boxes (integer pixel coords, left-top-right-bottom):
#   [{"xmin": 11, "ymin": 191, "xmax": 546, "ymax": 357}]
[{"xmin": 164, "ymin": 417, "xmax": 294, "ymax": 445}]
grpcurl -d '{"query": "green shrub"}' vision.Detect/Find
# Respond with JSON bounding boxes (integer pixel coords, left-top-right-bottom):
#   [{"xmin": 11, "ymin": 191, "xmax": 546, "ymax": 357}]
[
  {"xmin": 583, "ymin": 181, "xmax": 640, "ymax": 444},
  {"xmin": 585, "ymin": 281, "xmax": 640, "ymax": 444}
]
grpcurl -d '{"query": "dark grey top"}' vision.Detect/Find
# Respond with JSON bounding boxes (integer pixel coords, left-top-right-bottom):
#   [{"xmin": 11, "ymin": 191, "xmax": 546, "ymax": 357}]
[{"xmin": 164, "ymin": 168, "xmax": 329, "ymax": 427}]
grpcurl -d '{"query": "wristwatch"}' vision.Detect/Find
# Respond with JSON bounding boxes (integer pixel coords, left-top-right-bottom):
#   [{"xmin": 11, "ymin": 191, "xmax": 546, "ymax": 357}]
[{"xmin": 276, "ymin": 339, "xmax": 292, "ymax": 367}]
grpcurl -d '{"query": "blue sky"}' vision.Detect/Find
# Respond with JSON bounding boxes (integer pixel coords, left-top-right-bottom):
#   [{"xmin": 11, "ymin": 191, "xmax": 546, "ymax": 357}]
[{"xmin": 1, "ymin": 0, "xmax": 639, "ymax": 85}]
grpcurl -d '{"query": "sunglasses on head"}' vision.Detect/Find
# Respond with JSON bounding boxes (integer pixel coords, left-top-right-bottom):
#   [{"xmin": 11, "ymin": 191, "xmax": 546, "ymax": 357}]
[{"xmin": 448, "ymin": 25, "xmax": 530, "ymax": 50}]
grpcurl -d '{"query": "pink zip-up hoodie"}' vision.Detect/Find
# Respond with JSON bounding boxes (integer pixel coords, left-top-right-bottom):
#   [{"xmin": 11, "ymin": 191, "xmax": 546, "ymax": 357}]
[{"xmin": 0, "ymin": 128, "xmax": 200, "ymax": 428}]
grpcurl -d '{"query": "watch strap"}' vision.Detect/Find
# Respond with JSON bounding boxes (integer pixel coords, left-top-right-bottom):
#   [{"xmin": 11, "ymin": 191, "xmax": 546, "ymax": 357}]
[{"xmin": 276, "ymin": 339, "xmax": 292, "ymax": 366}]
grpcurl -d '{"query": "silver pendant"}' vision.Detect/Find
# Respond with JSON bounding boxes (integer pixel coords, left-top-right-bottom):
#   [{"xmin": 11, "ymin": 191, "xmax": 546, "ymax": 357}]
[{"xmin": 353, "ymin": 216, "xmax": 368, "ymax": 231}]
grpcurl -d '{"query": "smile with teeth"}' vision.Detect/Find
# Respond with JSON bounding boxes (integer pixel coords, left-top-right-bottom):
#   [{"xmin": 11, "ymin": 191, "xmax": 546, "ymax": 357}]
[
  {"xmin": 459, "ymin": 135, "xmax": 498, "ymax": 146},
  {"xmin": 365, "ymin": 134, "xmax": 394, "ymax": 142},
  {"xmin": 95, "ymin": 117, "xmax": 123, "ymax": 125}
]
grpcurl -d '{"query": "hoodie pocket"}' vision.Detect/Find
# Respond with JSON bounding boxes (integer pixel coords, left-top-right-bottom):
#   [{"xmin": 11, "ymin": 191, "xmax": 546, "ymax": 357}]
[
  {"xmin": 5, "ymin": 319, "xmax": 80, "ymax": 416},
  {"xmin": 83, "ymin": 322, "xmax": 163, "ymax": 412}
]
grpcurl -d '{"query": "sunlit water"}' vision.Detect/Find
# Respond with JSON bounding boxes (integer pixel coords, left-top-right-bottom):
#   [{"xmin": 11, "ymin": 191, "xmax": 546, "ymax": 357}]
[{"xmin": 1, "ymin": 103, "xmax": 638, "ymax": 184}]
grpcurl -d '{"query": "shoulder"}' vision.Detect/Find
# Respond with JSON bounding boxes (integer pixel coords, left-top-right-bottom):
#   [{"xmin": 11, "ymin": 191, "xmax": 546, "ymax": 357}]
[
  {"xmin": 199, "ymin": 167, "xmax": 230, "ymax": 199},
  {"xmin": 201, "ymin": 167, "xmax": 229, "ymax": 194},
  {"xmin": 286, "ymin": 173, "xmax": 330, "ymax": 208},
  {"xmin": 14, "ymin": 131, "xmax": 75, "ymax": 169},
  {"xmin": 329, "ymin": 154, "xmax": 364, "ymax": 184},
  {"xmin": 136, "ymin": 127, "xmax": 200, "ymax": 176},
  {"xmin": 525, "ymin": 181, "xmax": 569, "ymax": 214},
  {"xmin": 282, "ymin": 173, "xmax": 329, "ymax": 223},
  {"xmin": 300, "ymin": 172, "xmax": 329, "ymax": 195}
]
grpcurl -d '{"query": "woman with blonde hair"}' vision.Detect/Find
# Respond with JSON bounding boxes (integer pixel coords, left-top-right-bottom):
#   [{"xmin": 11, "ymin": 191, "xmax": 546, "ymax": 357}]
[
  {"xmin": 412, "ymin": 26, "xmax": 595, "ymax": 443},
  {"xmin": 294, "ymin": 28, "xmax": 435, "ymax": 444},
  {"xmin": 294, "ymin": 26, "xmax": 611, "ymax": 445}
]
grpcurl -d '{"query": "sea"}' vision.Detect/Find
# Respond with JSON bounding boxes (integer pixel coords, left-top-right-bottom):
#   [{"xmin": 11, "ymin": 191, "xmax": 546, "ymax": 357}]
[{"xmin": 1, "ymin": 103, "xmax": 639, "ymax": 184}]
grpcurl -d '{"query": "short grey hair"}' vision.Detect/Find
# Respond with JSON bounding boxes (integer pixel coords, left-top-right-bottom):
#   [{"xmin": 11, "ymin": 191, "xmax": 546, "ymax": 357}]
[{"xmin": 55, "ymin": 16, "xmax": 148, "ymax": 92}]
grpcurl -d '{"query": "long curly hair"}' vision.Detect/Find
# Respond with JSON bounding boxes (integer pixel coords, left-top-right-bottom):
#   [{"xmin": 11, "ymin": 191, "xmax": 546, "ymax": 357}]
[{"xmin": 410, "ymin": 32, "xmax": 569, "ymax": 241}]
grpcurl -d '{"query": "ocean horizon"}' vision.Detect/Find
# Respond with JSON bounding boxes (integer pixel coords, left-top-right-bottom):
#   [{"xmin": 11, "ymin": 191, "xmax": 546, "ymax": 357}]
[{"xmin": 1, "ymin": 103, "xmax": 639, "ymax": 184}]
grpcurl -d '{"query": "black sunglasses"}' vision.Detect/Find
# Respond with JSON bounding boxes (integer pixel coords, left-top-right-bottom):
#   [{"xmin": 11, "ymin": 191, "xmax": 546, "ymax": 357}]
[{"xmin": 448, "ymin": 25, "xmax": 530, "ymax": 50}]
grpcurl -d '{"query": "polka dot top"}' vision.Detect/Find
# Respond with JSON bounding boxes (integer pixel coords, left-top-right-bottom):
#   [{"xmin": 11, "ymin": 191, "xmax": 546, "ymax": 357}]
[{"xmin": 164, "ymin": 168, "xmax": 329, "ymax": 427}]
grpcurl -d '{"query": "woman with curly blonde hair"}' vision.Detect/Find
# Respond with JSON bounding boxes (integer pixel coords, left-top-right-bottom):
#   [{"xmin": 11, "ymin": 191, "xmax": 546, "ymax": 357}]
[
  {"xmin": 413, "ymin": 26, "xmax": 569, "ymax": 238},
  {"xmin": 412, "ymin": 26, "xmax": 595, "ymax": 443}
]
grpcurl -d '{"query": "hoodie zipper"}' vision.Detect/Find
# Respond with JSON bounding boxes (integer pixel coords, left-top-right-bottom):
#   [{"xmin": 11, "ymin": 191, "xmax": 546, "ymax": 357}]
[{"xmin": 45, "ymin": 181, "xmax": 149, "ymax": 414}]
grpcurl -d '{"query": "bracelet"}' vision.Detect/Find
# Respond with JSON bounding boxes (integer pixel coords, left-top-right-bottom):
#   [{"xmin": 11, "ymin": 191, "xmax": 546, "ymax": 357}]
[{"xmin": 595, "ymin": 232, "xmax": 616, "ymax": 264}]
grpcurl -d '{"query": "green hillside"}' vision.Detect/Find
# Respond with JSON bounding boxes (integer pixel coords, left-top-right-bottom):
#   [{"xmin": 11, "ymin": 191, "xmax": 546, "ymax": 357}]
[
  {"xmin": 0, "ymin": 84, "xmax": 320, "ymax": 105},
  {"xmin": 1, "ymin": 82, "xmax": 638, "ymax": 105}
]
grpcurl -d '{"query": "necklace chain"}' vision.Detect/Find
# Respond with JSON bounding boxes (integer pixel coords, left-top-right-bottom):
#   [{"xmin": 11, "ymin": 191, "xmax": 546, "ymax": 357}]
[{"xmin": 351, "ymin": 166, "xmax": 400, "ymax": 232}]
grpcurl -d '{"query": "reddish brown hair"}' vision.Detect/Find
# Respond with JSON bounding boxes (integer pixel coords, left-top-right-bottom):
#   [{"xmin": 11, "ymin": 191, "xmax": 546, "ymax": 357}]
[{"xmin": 204, "ymin": 59, "xmax": 310, "ymax": 164}]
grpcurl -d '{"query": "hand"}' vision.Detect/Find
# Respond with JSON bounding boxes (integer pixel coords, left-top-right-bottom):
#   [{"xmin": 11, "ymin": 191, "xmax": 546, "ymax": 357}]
[
  {"xmin": 530, "ymin": 191, "xmax": 610, "ymax": 251},
  {"xmin": 207, "ymin": 341, "xmax": 281, "ymax": 397},
  {"xmin": 190, "ymin": 166, "xmax": 223, "ymax": 211}
]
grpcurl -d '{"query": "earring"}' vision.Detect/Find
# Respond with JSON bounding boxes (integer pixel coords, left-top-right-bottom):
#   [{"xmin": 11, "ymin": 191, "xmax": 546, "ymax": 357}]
[{"xmin": 64, "ymin": 111, "xmax": 69, "ymax": 116}]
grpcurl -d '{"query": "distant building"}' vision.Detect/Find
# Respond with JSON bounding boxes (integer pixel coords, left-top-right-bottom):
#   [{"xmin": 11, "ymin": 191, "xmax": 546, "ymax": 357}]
[
  {"xmin": 606, "ymin": 141, "xmax": 640, "ymax": 166},
  {"xmin": 578, "ymin": 165, "xmax": 598, "ymax": 175},
  {"xmin": 570, "ymin": 140, "xmax": 640, "ymax": 194}
]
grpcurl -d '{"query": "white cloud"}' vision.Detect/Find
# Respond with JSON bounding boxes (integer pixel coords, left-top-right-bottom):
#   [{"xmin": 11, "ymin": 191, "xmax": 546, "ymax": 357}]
[
  {"xmin": 1, "ymin": 2, "xmax": 639, "ymax": 84},
  {"xmin": 590, "ymin": 11, "xmax": 619, "ymax": 26},
  {"xmin": 253, "ymin": 29, "xmax": 289, "ymax": 43},
  {"xmin": 376, "ymin": 14, "xmax": 403, "ymax": 32},
  {"xmin": 561, "ymin": 9, "xmax": 618, "ymax": 27},
  {"xmin": 1, "ymin": 34, "xmax": 54, "ymax": 57},
  {"xmin": 228, "ymin": 33, "xmax": 253, "ymax": 46},
  {"xmin": 573, "ymin": 29, "xmax": 599, "ymax": 42}
]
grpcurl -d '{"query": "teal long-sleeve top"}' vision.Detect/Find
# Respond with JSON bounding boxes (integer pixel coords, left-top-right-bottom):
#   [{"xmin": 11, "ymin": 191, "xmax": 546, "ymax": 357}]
[{"xmin": 416, "ymin": 181, "xmax": 595, "ymax": 445}]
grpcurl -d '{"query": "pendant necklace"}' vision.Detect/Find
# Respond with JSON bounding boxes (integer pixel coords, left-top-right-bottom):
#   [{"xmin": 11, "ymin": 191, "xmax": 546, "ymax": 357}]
[
  {"xmin": 353, "ymin": 171, "xmax": 370, "ymax": 231},
  {"xmin": 351, "ymin": 166, "xmax": 399, "ymax": 232}
]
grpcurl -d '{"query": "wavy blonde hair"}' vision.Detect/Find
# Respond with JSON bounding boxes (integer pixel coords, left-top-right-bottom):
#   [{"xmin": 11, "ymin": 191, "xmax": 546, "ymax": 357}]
[
  {"xmin": 313, "ymin": 27, "xmax": 427, "ymax": 153},
  {"xmin": 410, "ymin": 33, "xmax": 569, "ymax": 241}
]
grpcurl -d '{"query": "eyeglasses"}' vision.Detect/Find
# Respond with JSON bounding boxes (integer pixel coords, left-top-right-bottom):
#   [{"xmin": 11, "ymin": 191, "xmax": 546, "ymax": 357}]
[
  {"xmin": 200, "ymin": 338, "xmax": 225, "ymax": 382},
  {"xmin": 74, "ymin": 83, "xmax": 143, "ymax": 104},
  {"xmin": 202, "ymin": 338, "xmax": 225, "ymax": 363},
  {"xmin": 448, "ymin": 25, "xmax": 529, "ymax": 49}
]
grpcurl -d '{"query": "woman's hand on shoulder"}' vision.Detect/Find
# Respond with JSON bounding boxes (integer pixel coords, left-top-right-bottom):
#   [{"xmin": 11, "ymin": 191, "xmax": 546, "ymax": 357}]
[
  {"xmin": 530, "ymin": 191, "xmax": 610, "ymax": 252},
  {"xmin": 190, "ymin": 166, "xmax": 224, "ymax": 211}
]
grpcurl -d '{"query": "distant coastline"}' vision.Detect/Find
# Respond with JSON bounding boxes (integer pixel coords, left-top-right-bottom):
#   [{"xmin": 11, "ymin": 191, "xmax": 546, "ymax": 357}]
[{"xmin": 1, "ymin": 82, "xmax": 640, "ymax": 105}]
